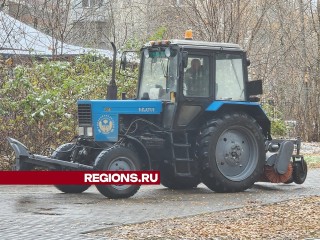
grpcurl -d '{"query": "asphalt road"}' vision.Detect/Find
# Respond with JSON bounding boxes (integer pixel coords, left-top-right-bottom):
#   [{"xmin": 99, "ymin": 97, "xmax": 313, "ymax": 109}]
[{"xmin": 0, "ymin": 169, "xmax": 319, "ymax": 240}]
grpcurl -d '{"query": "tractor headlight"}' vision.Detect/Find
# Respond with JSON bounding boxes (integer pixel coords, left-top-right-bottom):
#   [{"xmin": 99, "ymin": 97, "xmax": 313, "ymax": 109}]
[
  {"xmin": 78, "ymin": 127, "xmax": 85, "ymax": 136},
  {"xmin": 86, "ymin": 127, "xmax": 93, "ymax": 137},
  {"xmin": 78, "ymin": 126, "xmax": 93, "ymax": 137}
]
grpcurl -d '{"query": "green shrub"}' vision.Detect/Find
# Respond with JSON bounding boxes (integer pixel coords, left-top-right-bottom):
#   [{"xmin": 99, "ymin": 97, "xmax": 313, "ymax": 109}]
[
  {"xmin": 0, "ymin": 54, "xmax": 138, "ymax": 158},
  {"xmin": 262, "ymin": 103, "xmax": 287, "ymax": 137}
]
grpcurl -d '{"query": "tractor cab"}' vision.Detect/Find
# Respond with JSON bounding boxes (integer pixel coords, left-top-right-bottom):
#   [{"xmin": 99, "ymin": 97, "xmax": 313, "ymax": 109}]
[
  {"xmin": 136, "ymin": 37, "xmax": 266, "ymax": 134},
  {"xmin": 139, "ymin": 39, "xmax": 248, "ymax": 102}
]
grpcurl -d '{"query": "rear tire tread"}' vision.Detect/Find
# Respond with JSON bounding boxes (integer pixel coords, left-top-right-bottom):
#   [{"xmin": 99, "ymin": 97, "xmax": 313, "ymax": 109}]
[{"xmin": 197, "ymin": 112, "xmax": 266, "ymax": 193}]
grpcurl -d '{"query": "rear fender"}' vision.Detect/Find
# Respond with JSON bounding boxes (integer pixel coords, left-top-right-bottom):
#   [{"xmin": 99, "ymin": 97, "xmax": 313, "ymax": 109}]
[{"xmin": 206, "ymin": 101, "xmax": 271, "ymax": 138}]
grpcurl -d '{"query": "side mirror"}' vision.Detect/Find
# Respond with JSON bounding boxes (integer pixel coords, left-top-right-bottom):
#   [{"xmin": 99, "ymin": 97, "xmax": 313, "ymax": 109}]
[
  {"xmin": 120, "ymin": 53, "xmax": 127, "ymax": 70},
  {"xmin": 182, "ymin": 51, "xmax": 188, "ymax": 68},
  {"xmin": 246, "ymin": 59, "xmax": 251, "ymax": 66},
  {"xmin": 247, "ymin": 79, "xmax": 262, "ymax": 96}
]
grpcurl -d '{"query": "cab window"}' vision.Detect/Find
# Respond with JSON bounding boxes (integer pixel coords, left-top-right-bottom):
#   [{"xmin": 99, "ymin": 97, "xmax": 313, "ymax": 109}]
[
  {"xmin": 183, "ymin": 55, "xmax": 210, "ymax": 97},
  {"xmin": 215, "ymin": 53, "xmax": 245, "ymax": 101}
]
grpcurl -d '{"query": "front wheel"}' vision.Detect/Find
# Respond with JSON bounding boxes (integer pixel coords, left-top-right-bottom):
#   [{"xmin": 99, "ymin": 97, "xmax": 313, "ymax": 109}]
[
  {"xmin": 52, "ymin": 143, "xmax": 90, "ymax": 194},
  {"xmin": 95, "ymin": 146, "xmax": 141, "ymax": 199},
  {"xmin": 197, "ymin": 113, "xmax": 266, "ymax": 192}
]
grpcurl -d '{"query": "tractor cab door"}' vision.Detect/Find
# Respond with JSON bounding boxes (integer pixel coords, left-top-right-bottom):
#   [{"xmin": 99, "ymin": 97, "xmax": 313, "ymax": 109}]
[{"xmin": 173, "ymin": 50, "xmax": 213, "ymax": 129}]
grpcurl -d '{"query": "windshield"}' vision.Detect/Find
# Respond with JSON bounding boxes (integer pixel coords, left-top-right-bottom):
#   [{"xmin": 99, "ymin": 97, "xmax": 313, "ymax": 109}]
[{"xmin": 138, "ymin": 48, "xmax": 178, "ymax": 100}]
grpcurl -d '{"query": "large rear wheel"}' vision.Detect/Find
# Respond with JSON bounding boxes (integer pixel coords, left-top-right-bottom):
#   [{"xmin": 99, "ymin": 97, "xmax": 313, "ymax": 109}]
[
  {"xmin": 52, "ymin": 143, "xmax": 91, "ymax": 194},
  {"xmin": 95, "ymin": 146, "xmax": 141, "ymax": 199},
  {"xmin": 197, "ymin": 113, "xmax": 266, "ymax": 192}
]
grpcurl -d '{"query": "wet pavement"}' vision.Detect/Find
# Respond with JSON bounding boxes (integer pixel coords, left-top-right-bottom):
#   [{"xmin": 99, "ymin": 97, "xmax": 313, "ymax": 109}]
[{"xmin": 0, "ymin": 168, "xmax": 319, "ymax": 240}]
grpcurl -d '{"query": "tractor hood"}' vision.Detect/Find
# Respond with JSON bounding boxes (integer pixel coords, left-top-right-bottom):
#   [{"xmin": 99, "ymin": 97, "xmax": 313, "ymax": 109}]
[
  {"xmin": 77, "ymin": 100, "xmax": 163, "ymax": 114},
  {"xmin": 77, "ymin": 100, "xmax": 162, "ymax": 142}
]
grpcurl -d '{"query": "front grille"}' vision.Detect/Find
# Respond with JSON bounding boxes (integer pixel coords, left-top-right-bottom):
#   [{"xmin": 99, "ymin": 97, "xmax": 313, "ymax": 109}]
[{"xmin": 78, "ymin": 104, "xmax": 92, "ymax": 125}]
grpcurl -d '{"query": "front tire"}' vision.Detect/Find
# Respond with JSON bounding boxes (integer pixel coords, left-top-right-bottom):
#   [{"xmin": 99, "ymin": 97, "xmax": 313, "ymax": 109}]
[
  {"xmin": 197, "ymin": 113, "xmax": 266, "ymax": 192},
  {"xmin": 52, "ymin": 143, "xmax": 91, "ymax": 194},
  {"xmin": 95, "ymin": 146, "xmax": 141, "ymax": 199}
]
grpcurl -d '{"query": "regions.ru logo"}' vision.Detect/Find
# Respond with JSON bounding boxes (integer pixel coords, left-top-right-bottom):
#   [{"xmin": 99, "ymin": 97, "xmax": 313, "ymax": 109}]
[{"xmin": 97, "ymin": 115, "xmax": 115, "ymax": 134}]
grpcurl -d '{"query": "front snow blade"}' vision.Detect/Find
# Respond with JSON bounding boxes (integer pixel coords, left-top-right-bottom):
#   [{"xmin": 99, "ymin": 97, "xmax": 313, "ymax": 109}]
[{"xmin": 7, "ymin": 137, "xmax": 93, "ymax": 170}]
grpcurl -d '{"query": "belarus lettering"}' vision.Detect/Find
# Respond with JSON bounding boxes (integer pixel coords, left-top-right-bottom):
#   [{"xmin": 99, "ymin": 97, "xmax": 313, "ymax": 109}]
[{"xmin": 139, "ymin": 107, "xmax": 155, "ymax": 112}]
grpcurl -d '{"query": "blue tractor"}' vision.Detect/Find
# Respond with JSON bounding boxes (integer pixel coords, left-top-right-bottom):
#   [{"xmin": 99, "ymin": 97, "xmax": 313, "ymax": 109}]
[{"xmin": 8, "ymin": 32, "xmax": 307, "ymax": 198}]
